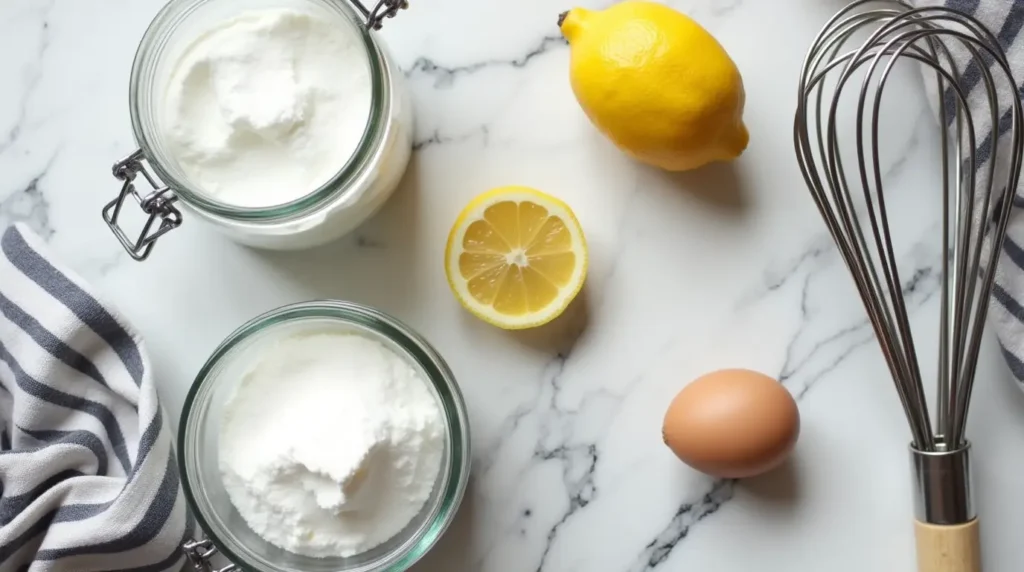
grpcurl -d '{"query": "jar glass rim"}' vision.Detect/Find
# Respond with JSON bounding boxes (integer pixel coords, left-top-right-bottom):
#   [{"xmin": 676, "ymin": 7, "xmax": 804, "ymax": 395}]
[
  {"xmin": 178, "ymin": 300, "xmax": 472, "ymax": 571},
  {"xmin": 128, "ymin": 0, "xmax": 390, "ymax": 221}
]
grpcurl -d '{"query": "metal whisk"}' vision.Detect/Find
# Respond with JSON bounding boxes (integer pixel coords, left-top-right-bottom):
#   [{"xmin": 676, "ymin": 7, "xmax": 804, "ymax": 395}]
[{"xmin": 794, "ymin": 1, "xmax": 1023, "ymax": 570}]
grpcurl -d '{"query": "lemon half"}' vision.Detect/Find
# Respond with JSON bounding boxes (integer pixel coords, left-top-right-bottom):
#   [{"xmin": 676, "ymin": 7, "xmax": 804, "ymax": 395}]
[{"xmin": 445, "ymin": 187, "xmax": 588, "ymax": 330}]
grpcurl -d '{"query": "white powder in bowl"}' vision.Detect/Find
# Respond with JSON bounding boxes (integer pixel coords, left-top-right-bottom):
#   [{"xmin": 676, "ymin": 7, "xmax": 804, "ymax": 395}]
[{"xmin": 218, "ymin": 330, "xmax": 445, "ymax": 558}]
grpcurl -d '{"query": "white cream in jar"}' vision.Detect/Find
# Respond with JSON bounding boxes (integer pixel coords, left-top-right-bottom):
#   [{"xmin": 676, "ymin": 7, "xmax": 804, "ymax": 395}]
[
  {"xmin": 162, "ymin": 8, "xmax": 372, "ymax": 208},
  {"xmin": 106, "ymin": 0, "xmax": 415, "ymax": 257}
]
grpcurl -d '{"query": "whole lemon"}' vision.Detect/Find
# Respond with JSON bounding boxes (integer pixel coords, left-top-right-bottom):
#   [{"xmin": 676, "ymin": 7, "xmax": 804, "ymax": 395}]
[{"xmin": 559, "ymin": 1, "xmax": 749, "ymax": 171}]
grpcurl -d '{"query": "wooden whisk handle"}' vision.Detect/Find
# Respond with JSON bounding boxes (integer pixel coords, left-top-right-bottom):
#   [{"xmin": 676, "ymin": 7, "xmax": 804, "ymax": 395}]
[
  {"xmin": 915, "ymin": 519, "xmax": 981, "ymax": 572},
  {"xmin": 911, "ymin": 444, "xmax": 978, "ymax": 571}
]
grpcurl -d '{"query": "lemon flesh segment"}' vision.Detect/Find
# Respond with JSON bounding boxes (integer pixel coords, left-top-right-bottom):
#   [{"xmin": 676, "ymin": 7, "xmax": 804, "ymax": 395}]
[
  {"xmin": 526, "ymin": 216, "xmax": 573, "ymax": 255},
  {"xmin": 463, "ymin": 219, "xmax": 509, "ymax": 252},
  {"xmin": 446, "ymin": 188, "xmax": 587, "ymax": 329},
  {"xmin": 466, "ymin": 264, "xmax": 508, "ymax": 305},
  {"xmin": 528, "ymin": 252, "xmax": 576, "ymax": 286},
  {"xmin": 459, "ymin": 252, "xmax": 505, "ymax": 279},
  {"xmin": 522, "ymin": 267, "xmax": 561, "ymax": 311}
]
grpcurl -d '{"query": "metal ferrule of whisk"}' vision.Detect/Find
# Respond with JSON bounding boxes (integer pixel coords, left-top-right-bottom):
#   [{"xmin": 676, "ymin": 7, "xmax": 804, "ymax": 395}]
[
  {"xmin": 795, "ymin": 0, "xmax": 1023, "ymax": 541},
  {"xmin": 911, "ymin": 440, "xmax": 973, "ymax": 525}
]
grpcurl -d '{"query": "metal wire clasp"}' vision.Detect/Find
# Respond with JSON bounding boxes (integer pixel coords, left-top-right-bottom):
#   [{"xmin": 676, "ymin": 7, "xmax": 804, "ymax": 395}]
[
  {"xmin": 102, "ymin": 149, "xmax": 182, "ymax": 262},
  {"xmin": 183, "ymin": 538, "xmax": 238, "ymax": 572},
  {"xmin": 352, "ymin": 0, "xmax": 408, "ymax": 30}
]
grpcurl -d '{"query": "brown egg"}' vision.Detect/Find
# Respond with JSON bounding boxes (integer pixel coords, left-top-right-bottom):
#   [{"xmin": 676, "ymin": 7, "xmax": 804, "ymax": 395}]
[{"xmin": 662, "ymin": 368, "xmax": 799, "ymax": 479}]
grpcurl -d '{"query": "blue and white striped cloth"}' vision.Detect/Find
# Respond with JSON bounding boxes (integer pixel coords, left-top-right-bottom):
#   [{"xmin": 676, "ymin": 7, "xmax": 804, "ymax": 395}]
[
  {"xmin": 0, "ymin": 224, "xmax": 193, "ymax": 571},
  {"xmin": 912, "ymin": 0, "xmax": 1024, "ymax": 388}
]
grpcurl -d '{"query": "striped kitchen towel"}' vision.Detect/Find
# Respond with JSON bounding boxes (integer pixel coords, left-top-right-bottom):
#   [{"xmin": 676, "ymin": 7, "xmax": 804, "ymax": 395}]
[
  {"xmin": 911, "ymin": 0, "xmax": 1024, "ymax": 387},
  {"xmin": 0, "ymin": 223, "xmax": 194, "ymax": 571}
]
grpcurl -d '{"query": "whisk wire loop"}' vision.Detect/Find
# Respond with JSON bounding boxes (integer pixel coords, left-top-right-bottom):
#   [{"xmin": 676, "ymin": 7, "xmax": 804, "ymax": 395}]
[{"xmin": 794, "ymin": 0, "xmax": 1024, "ymax": 456}]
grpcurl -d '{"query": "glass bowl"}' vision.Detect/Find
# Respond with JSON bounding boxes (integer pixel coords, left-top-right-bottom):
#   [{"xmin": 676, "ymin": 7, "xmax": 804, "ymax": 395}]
[{"xmin": 178, "ymin": 300, "xmax": 471, "ymax": 572}]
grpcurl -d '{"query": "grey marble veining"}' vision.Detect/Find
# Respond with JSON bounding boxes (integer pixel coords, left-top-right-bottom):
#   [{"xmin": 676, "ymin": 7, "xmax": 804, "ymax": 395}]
[{"xmin": 405, "ymin": 35, "xmax": 568, "ymax": 89}]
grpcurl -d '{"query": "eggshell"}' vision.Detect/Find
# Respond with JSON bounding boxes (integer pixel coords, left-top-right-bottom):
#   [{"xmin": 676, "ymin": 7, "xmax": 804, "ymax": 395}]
[{"xmin": 662, "ymin": 368, "xmax": 799, "ymax": 479}]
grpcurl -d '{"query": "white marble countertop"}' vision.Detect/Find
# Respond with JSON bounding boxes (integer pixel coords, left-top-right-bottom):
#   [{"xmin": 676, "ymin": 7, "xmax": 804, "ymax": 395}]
[{"xmin": 4, "ymin": 0, "xmax": 1024, "ymax": 570}]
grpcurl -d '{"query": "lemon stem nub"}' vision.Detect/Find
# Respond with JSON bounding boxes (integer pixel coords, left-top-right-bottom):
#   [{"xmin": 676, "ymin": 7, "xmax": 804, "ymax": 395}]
[{"xmin": 559, "ymin": 8, "xmax": 589, "ymax": 40}]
